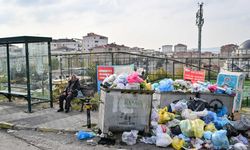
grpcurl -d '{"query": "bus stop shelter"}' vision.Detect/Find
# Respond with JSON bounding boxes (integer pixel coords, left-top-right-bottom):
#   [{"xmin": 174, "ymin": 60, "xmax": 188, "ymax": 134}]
[{"xmin": 0, "ymin": 36, "xmax": 53, "ymax": 112}]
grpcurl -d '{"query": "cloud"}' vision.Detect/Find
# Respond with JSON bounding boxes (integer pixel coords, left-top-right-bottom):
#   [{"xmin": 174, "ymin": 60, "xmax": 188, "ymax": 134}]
[{"xmin": 0, "ymin": 0, "xmax": 249, "ymax": 49}]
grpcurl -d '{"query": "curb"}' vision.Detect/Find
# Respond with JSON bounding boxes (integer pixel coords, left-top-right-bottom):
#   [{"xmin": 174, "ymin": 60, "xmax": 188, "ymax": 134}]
[{"xmin": 1, "ymin": 122, "xmax": 92, "ymax": 134}]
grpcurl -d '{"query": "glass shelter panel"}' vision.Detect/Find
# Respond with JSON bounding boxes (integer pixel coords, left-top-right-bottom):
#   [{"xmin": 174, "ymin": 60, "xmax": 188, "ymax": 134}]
[
  {"xmin": 0, "ymin": 45, "xmax": 8, "ymax": 91},
  {"xmin": 9, "ymin": 44, "xmax": 27, "ymax": 93},
  {"xmin": 28, "ymin": 43, "xmax": 50, "ymax": 100}
]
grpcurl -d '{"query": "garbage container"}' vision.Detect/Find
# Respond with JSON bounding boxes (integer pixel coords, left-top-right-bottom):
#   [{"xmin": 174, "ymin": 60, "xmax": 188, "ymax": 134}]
[
  {"xmin": 156, "ymin": 91, "xmax": 195, "ymax": 108},
  {"xmin": 99, "ymin": 88, "xmax": 153, "ymax": 134},
  {"xmin": 156, "ymin": 91, "xmax": 235, "ymax": 116},
  {"xmin": 200, "ymin": 93, "xmax": 234, "ymax": 115}
]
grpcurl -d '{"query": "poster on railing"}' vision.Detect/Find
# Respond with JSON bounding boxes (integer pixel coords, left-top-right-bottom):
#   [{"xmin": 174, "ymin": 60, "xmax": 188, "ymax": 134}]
[
  {"xmin": 183, "ymin": 67, "xmax": 205, "ymax": 83},
  {"xmin": 97, "ymin": 64, "xmax": 135, "ymax": 92}
]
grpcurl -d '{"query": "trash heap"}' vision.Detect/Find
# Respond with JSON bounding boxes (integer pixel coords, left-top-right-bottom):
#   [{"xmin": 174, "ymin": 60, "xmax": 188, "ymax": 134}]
[
  {"xmin": 101, "ymin": 72, "xmax": 235, "ymax": 96},
  {"xmin": 138, "ymin": 101, "xmax": 250, "ymax": 149},
  {"xmin": 87, "ymin": 73, "xmax": 248, "ymax": 149}
]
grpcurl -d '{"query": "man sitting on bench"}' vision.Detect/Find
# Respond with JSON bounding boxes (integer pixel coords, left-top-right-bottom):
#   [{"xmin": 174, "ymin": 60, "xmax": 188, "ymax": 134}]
[{"xmin": 57, "ymin": 74, "xmax": 80, "ymax": 113}]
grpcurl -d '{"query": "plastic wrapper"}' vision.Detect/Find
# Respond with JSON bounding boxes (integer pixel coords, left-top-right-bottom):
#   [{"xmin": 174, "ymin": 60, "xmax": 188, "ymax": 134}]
[
  {"xmin": 172, "ymin": 136, "xmax": 184, "ymax": 150},
  {"xmin": 158, "ymin": 107, "xmax": 175, "ymax": 124},
  {"xmin": 122, "ymin": 130, "xmax": 138, "ymax": 145},
  {"xmin": 211, "ymin": 130, "xmax": 229, "ymax": 150},
  {"xmin": 156, "ymin": 133, "xmax": 172, "ymax": 147},
  {"xmin": 179, "ymin": 119, "xmax": 205, "ymax": 138},
  {"xmin": 205, "ymin": 123, "xmax": 217, "ymax": 132},
  {"xmin": 236, "ymin": 134, "xmax": 249, "ymax": 145}
]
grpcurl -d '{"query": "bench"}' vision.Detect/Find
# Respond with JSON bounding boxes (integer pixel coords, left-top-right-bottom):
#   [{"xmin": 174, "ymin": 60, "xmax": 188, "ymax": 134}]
[{"xmin": 0, "ymin": 90, "xmax": 27, "ymax": 101}]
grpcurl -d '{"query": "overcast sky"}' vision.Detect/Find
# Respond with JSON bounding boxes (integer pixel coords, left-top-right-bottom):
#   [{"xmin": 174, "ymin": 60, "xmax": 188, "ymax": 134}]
[{"xmin": 0, "ymin": 0, "xmax": 249, "ymax": 50}]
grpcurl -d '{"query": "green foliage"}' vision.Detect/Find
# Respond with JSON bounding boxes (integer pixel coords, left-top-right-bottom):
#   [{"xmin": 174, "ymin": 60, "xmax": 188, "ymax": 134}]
[
  {"xmin": 86, "ymin": 63, "xmax": 97, "ymax": 86},
  {"xmin": 90, "ymin": 93, "xmax": 100, "ymax": 111},
  {"xmin": 148, "ymin": 68, "xmax": 168, "ymax": 82}
]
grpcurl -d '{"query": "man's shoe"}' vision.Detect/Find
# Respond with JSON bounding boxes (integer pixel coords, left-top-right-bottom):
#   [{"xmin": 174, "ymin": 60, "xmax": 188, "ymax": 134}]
[
  {"xmin": 65, "ymin": 109, "xmax": 69, "ymax": 113},
  {"xmin": 57, "ymin": 109, "xmax": 64, "ymax": 112}
]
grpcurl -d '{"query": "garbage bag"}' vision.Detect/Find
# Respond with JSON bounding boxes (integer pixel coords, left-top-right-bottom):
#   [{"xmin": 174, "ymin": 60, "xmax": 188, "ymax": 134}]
[
  {"xmin": 167, "ymin": 119, "xmax": 181, "ymax": 128},
  {"xmin": 156, "ymin": 133, "xmax": 172, "ymax": 147},
  {"xmin": 125, "ymin": 83, "xmax": 140, "ymax": 90},
  {"xmin": 233, "ymin": 143, "xmax": 248, "ymax": 150},
  {"xmin": 191, "ymin": 138, "xmax": 204, "ymax": 150},
  {"xmin": 211, "ymin": 130, "xmax": 229, "ymax": 150},
  {"xmin": 158, "ymin": 107, "xmax": 175, "ymax": 124},
  {"xmin": 208, "ymin": 84, "xmax": 217, "ymax": 93},
  {"xmin": 127, "ymin": 72, "xmax": 144, "ymax": 83},
  {"xmin": 203, "ymin": 131, "xmax": 213, "ymax": 140},
  {"xmin": 122, "ymin": 130, "xmax": 138, "ymax": 145},
  {"xmin": 236, "ymin": 134, "xmax": 249, "ymax": 145},
  {"xmin": 140, "ymin": 136, "xmax": 156, "ymax": 145},
  {"xmin": 158, "ymin": 79, "xmax": 174, "ymax": 92},
  {"xmin": 223, "ymin": 123, "xmax": 239, "ymax": 137},
  {"xmin": 181, "ymin": 109, "xmax": 208, "ymax": 120},
  {"xmin": 213, "ymin": 117, "xmax": 230, "ymax": 129},
  {"xmin": 102, "ymin": 74, "xmax": 117, "ymax": 88},
  {"xmin": 179, "ymin": 119, "xmax": 205, "ymax": 138},
  {"xmin": 230, "ymin": 114, "xmax": 250, "ymax": 131},
  {"xmin": 205, "ymin": 123, "xmax": 217, "ymax": 132},
  {"xmin": 170, "ymin": 125, "xmax": 182, "ymax": 136},
  {"xmin": 151, "ymin": 83, "xmax": 159, "ymax": 90},
  {"xmin": 172, "ymin": 136, "xmax": 184, "ymax": 150},
  {"xmin": 181, "ymin": 109, "xmax": 198, "ymax": 120},
  {"xmin": 178, "ymin": 134, "xmax": 191, "ymax": 142},
  {"xmin": 76, "ymin": 131, "xmax": 95, "ymax": 140},
  {"xmin": 216, "ymin": 106, "xmax": 228, "ymax": 117},
  {"xmin": 202, "ymin": 111, "xmax": 217, "ymax": 124},
  {"xmin": 155, "ymin": 125, "xmax": 171, "ymax": 136},
  {"xmin": 170, "ymin": 100, "xmax": 188, "ymax": 113}
]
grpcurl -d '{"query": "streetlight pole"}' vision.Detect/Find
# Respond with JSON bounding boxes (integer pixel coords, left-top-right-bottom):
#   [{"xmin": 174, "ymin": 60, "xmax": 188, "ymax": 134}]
[{"xmin": 196, "ymin": 2, "xmax": 204, "ymax": 70}]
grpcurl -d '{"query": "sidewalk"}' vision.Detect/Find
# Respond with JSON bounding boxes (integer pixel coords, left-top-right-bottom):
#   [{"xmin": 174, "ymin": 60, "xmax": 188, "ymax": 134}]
[{"xmin": 0, "ymin": 102, "xmax": 98, "ymax": 133}]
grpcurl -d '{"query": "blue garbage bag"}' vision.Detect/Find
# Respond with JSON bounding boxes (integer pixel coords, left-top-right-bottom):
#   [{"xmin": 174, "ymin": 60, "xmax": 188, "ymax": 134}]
[
  {"xmin": 214, "ymin": 117, "xmax": 230, "ymax": 129},
  {"xmin": 216, "ymin": 106, "xmax": 228, "ymax": 117},
  {"xmin": 202, "ymin": 111, "xmax": 217, "ymax": 124},
  {"xmin": 76, "ymin": 130, "xmax": 95, "ymax": 140},
  {"xmin": 211, "ymin": 130, "xmax": 229, "ymax": 150},
  {"xmin": 203, "ymin": 131, "xmax": 213, "ymax": 140},
  {"xmin": 158, "ymin": 79, "xmax": 174, "ymax": 92}
]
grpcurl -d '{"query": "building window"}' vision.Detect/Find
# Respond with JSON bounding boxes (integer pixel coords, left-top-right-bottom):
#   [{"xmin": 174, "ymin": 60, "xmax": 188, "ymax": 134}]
[{"xmin": 95, "ymin": 41, "xmax": 98, "ymax": 43}]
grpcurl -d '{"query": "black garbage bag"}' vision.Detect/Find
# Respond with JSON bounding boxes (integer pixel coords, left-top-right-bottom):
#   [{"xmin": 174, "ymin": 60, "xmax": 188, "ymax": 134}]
[
  {"xmin": 170, "ymin": 125, "xmax": 182, "ymax": 136},
  {"xmin": 223, "ymin": 123, "xmax": 239, "ymax": 137},
  {"xmin": 187, "ymin": 99, "xmax": 208, "ymax": 112}
]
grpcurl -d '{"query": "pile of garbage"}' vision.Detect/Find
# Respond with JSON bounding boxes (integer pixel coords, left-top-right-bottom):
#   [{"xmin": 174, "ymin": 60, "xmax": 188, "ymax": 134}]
[
  {"xmin": 101, "ymin": 72, "xmax": 152, "ymax": 90},
  {"xmin": 121, "ymin": 100, "xmax": 250, "ymax": 149},
  {"xmin": 101, "ymin": 72, "xmax": 235, "ymax": 96}
]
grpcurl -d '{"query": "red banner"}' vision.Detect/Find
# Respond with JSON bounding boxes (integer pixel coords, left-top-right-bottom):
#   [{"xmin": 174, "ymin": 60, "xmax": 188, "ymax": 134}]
[
  {"xmin": 183, "ymin": 67, "xmax": 205, "ymax": 83},
  {"xmin": 97, "ymin": 66, "xmax": 114, "ymax": 81}
]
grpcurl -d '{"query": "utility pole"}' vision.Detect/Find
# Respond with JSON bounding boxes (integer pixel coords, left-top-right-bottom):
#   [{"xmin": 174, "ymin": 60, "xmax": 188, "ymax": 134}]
[{"xmin": 196, "ymin": 2, "xmax": 204, "ymax": 70}]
